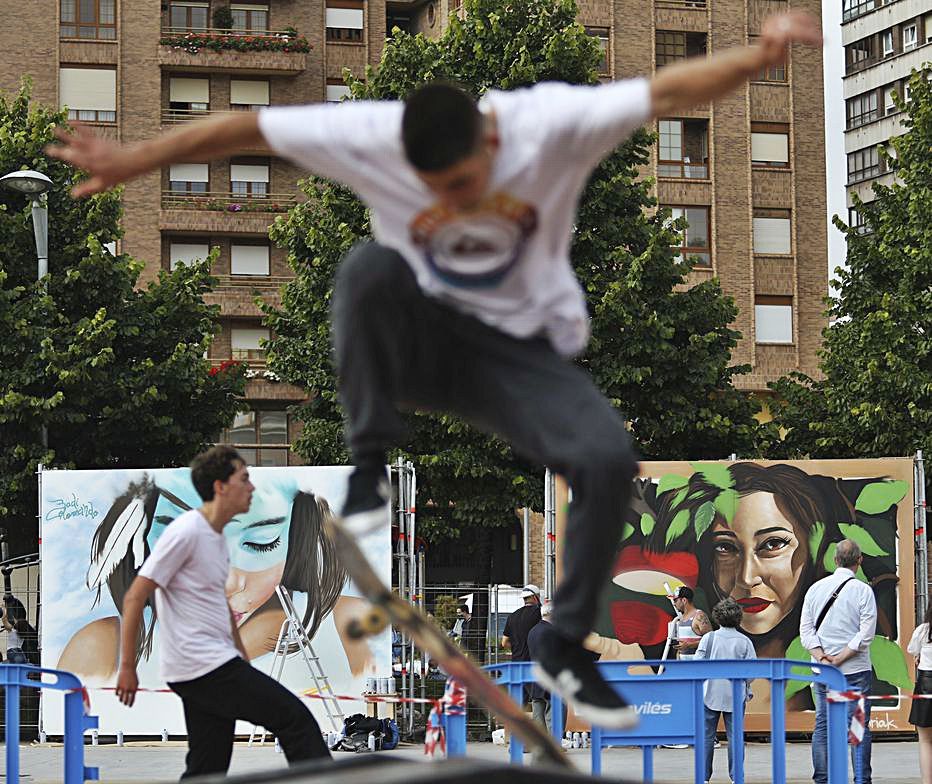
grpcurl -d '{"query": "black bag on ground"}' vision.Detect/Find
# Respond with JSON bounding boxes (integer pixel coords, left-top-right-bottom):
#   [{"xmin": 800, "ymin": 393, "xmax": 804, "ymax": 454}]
[{"xmin": 331, "ymin": 713, "xmax": 385, "ymax": 753}]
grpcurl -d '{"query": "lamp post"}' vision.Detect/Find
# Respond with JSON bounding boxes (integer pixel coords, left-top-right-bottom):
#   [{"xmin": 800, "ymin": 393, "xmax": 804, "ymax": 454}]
[{"xmin": 1, "ymin": 170, "xmax": 53, "ymax": 449}]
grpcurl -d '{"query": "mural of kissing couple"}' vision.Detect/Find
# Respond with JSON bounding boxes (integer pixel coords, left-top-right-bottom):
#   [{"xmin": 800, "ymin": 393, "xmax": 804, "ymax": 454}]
[
  {"xmin": 595, "ymin": 459, "xmax": 917, "ymax": 732},
  {"xmin": 40, "ymin": 466, "xmax": 390, "ymax": 735}
]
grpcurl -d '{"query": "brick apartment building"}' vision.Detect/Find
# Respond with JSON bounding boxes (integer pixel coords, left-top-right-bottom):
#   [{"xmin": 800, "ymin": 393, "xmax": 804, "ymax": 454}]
[{"xmin": 0, "ymin": 0, "xmax": 826, "ymax": 474}]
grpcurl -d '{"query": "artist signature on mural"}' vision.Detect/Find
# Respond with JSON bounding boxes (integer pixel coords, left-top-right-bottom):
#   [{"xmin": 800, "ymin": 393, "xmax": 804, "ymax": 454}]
[{"xmin": 45, "ymin": 494, "xmax": 99, "ymax": 522}]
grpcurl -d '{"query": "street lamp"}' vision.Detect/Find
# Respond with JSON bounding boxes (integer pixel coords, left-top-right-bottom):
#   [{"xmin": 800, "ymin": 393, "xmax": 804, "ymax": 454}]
[
  {"xmin": 1, "ymin": 170, "xmax": 53, "ymax": 451},
  {"xmin": 0, "ymin": 170, "xmax": 53, "ymax": 281}
]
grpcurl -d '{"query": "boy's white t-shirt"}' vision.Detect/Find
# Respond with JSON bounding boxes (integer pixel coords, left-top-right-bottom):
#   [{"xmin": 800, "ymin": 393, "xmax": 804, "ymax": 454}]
[
  {"xmin": 138, "ymin": 509, "xmax": 240, "ymax": 683},
  {"xmin": 258, "ymin": 79, "xmax": 652, "ymax": 357}
]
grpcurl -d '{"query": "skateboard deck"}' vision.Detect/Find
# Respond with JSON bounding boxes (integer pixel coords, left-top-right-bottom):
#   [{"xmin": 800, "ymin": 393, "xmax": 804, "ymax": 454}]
[{"xmin": 325, "ymin": 515, "xmax": 570, "ymax": 768}]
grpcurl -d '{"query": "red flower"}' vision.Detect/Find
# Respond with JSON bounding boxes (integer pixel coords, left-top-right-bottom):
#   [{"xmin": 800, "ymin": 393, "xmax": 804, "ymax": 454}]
[{"xmin": 610, "ymin": 600, "xmax": 671, "ymax": 646}]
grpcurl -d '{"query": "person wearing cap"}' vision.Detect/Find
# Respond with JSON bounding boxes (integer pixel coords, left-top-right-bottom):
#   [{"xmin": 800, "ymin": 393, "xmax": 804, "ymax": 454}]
[
  {"xmin": 502, "ymin": 584, "xmax": 542, "ymax": 662},
  {"xmin": 671, "ymin": 587, "xmax": 711, "ymax": 659}
]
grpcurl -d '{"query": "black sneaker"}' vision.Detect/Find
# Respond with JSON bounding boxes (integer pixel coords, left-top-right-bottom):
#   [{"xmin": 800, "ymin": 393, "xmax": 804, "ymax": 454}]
[
  {"xmin": 340, "ymin": 466, "xmax": 391, "ymax": 537},
  {"xmin": 532, "ymin": 625, "xmax": 638, "ymax": 730}
]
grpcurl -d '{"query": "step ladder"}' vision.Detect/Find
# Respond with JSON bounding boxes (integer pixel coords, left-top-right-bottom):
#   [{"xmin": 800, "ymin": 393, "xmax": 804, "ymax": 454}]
[{"xmin": 248, "ymin": 586, "xmax": 346, "ymax": 744}]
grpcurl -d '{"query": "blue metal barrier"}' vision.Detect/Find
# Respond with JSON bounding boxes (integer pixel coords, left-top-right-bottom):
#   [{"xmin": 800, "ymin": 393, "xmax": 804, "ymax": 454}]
[
  {"xmin": 1, "ymin": 665, "xmax": 99, "ymax": 783},
  {"xmin": 484, "ymin": 658, "xmax": 852, "ymax": 783}
]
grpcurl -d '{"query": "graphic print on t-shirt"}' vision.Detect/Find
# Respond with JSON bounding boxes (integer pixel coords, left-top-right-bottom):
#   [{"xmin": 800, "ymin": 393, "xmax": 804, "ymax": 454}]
[{"xmin": 409, "ymin": 192, "xmax": 538, "ymax": 288}]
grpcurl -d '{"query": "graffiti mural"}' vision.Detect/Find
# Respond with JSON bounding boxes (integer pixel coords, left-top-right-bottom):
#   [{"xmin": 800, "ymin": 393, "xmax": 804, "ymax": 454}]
[{"xmin": 593, "ymin": 459, "xmax": 916, "ymax": 732}]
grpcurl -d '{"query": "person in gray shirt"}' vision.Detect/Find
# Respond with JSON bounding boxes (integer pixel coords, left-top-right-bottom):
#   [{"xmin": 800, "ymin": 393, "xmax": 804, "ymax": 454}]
[
  {"xmin": 800, "ymin": 539, "xmax": 877, "ymax": 784},
  {"xmin": 695, "ymin": 598, "xmax": 756, "ymax": 783}
]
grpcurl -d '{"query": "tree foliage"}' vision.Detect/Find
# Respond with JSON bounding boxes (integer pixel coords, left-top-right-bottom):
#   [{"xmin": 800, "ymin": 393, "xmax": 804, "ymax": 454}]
[
  {"xmin": 264, "ymin": 0, "xmax": 761, "ymax": 541},
  {"xmin": 769, "ymin": 67, "xmax": 932, "ymax": 466},
  {"xmin": 0, "ymin": 83, "xmax": 245, "ymax": 553}
]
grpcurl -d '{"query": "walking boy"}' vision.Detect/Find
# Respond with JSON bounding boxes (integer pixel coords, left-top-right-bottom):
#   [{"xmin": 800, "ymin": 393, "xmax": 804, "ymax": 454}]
[
  {"xmin": 51, "ymin": 10, "xmax": 820, "ymax": 728},
  {"xmin": 114, "ymin": 446, "xmax": 330, "ymax": 778}
]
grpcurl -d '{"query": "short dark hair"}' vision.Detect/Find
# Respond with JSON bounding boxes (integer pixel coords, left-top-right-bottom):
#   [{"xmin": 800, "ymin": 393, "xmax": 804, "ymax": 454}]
[
  {"xmin": 458, "ymin": 604, "xmax": 469, "ymax": 614},
  {"xmin": 190, "ymin": 445, "xmax": 244, "ymax": 501},
  {"xmin": 712, "ymin": 597, "xmax": 743, "ymax": 629},
  {"xmin": 402, "ymin": 82, "xmax": 482, "ymax": 172},
  {"xmin": 676, "ymin": 586, "xmax": 694, "ymax": 602}
]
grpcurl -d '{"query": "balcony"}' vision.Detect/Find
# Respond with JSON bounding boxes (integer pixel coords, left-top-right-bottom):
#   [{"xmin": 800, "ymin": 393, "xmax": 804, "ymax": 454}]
[
  {"xmin": 160, "ymin": 191, "xmax": 297, "ymax": 235},
  {"xmin": 160, "ymin": 109, "xmax": 269, "ymax": 152},
  {"xmin": 655, "ymin": 0, "xmax": 705, "ymax": 7},
  {"xmin": 158, "ymin": 27, "xmax": 309, "ymax": 75}
]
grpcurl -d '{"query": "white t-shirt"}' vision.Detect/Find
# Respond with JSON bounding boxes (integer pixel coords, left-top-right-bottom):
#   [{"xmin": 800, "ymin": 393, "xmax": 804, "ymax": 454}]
[
  {"xmin": 138, "ymin": 509, "xmax": 241, "ymax": 683},
  {"xmin": 258, "ymin": 79, "xmax": 652, "ymax": 357},
  {"xmin": 908, "ymin": 622, "xmax": 932, "ymax": 671}
]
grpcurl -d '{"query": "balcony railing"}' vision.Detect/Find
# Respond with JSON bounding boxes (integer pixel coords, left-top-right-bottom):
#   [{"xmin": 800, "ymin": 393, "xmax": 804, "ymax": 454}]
[
  {"xmin": 161, "ymin": 108, "xmax": 240, "ymax": 125},
  {"xmin": 161, "ymin": 191, "xmax": 297, "ymax": 213},
  {"xmin": 214, "ymin": 274, "xmax": 292, "ymax": 287},
  {"xmin": 658, "ymin": 161, "xmax": 709, "ymax": 179},
  {"xmin": 159, "ymin": 26, "xmax": 310, "ymax": 53},
  {"xmin": 655, "ymin": 0, "xmax": 706, "ymax": 8}
]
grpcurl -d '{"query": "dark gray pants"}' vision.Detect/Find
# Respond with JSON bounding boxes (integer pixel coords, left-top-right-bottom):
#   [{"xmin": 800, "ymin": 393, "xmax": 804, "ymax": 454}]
[{"xmin": 332, "ymin": 242, "xmax": 637, "ymax": 640}]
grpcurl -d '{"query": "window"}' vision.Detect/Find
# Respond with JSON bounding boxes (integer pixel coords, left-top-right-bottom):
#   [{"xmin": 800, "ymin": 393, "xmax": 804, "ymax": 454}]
[
  {"xmin": 220, "ymin": 410, "xmax": 291, "ymax": 466},
  {"xmin": 658, "ymin": 119, "xmax": 708, "ymax": 178},
  {"xmin": 585, "ymin": 27, "xmax": 610, "ymax": 76},
  {"xmin": 326, "ymin": 81, "xmax": 352, "ymax": 102},
  {"xmin": 666, "ymin": 206, "xmax": 711, "ymax": 267},
  {"xmin": 231, "ymin": 326, "xmax": 269, "ymax": 360},
  {"xmin": 231, "ymin": 3, "xmax": 268, "ymax": 32},
  {"xmin": 59, "ymin": 67, "xmax": 116, "ymax": 123},
  {"xmin": 846, "ymin": 91, "xmax": 878, "ymax": 129},
  {"xmin": 753, "ymin": 210, "xmax": 792, "ymax": 255},
  {"xmin": 848, "ymin": 207, "xmax": 871, "ymax": 235},
  {"xmin": 655, "ymin": 31, "xmax": 705, "ymax": 66},
  {"xmin": 169, "ymin": 2, "xmax": 208, "ymax": 30},
  {"xmin": 326, "ymin": 1, "xmax": 364, "ymax": 42},
  {"xmin": 847, "ymin": 146, "xmax": 881, "ymax": 183},
  {"xmin": 231, "ymin": 244, "xmax": 270, "ymax": 276},
  {"xmin": 926, "ymin": 14, "xmax": 932, "ymax": 43},
  {"xmin": 230, "ymin": 79, "xmax": 269, "ymax": 110},
  {"xmin": 751, "ymin": 123, "xmax": 789, "ymax": 167},
  {"xmin": 884, "ymin": 84, "xmax": 898, "ymax": 115},
  {"xmin": 755, "ymin": 296, "xmax": 793, "ymax": 344},
  {"xmin": 750, "ymin": 37, "xmax": 786, "ymax": 81},
  {"xmin": 169, "ymin": 77, "xmax": 209, "ymax": 116},
  {"xmin": 61, "ymin": 0, "xmax": 116, "ymax": 39},
  {"xmin": 845, "ymin": 39, "xmax": 872, "ymax": 73},
  {"xmin": 169, "ymin": 163, "xmax": 209, "ymax": 193},
  {"xmin": 842, "ymin": 0, "xmax": 874, "ymax": 22},
  {"xmin": 230, "ymin": 160, "xmax": 269, "ymax": 197},
  {"xmin": 904, "ymin": 24, "xmax": 918, "ymax": 51},
  {"xmin": 881, "ymin": 30, "xmax": 894, "ymax": 57},
  {"xmin": 169, "ymin": 242, "xmax": 209, "ymax": 270}
]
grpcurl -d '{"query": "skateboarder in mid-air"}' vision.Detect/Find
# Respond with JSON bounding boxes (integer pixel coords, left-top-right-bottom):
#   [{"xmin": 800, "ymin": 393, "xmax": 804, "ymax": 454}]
[{"xmin": 49, "ymin": 9, "xmax": 820, "ymax": 729}]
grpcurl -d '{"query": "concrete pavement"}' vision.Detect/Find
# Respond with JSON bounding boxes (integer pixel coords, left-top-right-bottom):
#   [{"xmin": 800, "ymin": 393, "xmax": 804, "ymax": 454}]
[{"xmin": 7, "ymin": 738, "xmax": 925, "ymax": 783}]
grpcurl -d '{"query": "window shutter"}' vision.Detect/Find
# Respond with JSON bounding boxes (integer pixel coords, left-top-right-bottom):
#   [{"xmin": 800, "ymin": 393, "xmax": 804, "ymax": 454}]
[
  {"xmin": 753, "ymin": 217, "xmax": 791, "ymax": 254},
  {"xmin": 231, "ymin": 327, "xmax": 270, "ymax": 350},
  {"xmin": 169, "ymin": 163, "xmax": 209, "ymax": 182},
  {"xmin": 170, "ymin": 243, "xmax": 209, "ymax": 270},
  {"xmin": 230, "ymin": 164, "xmax": 269, "ymax": 183},
  {"xmin": 230, "ymin": 80, "xmax": 269, "ymax": 105},
  {"xmin": 59, "ymin": 68, "xmax": 116, "ymax": 111},
  {"xmin": 326, "ymin": 84, "xmax": 352, "ymax": 102},
  {"xmin": 326, "ymin": 7, "xmax": 363, "ymax": 28},
  {"xmin": 231, "ymin": 245, "xmax": 270, "ymax": 275},
  {"xmin": 230, "ymin": 3, "xmax": 268, "ymax": 9},
  {"xmin": 751, "ymin": 132, "xmax": 789, "ymax": 164},
  {"xmin": 169, "ymin": 78, "xmax": 210, "ymax": 104},
  {"xmin": 754, "ymin": 304, "xmax": 793, "ymax": 343}
]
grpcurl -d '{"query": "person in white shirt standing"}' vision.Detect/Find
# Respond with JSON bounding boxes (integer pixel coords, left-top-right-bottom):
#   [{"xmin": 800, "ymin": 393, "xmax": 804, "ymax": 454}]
[
  {"xmin": 907, "ymin": 604, "xmax": 932, "ymax": 784},
  {"xmin": 114, "ymin": 446, "xmax": 330, "ymax": 779},
  {"xmin": 49, "ymin": 10, "xmax": 821, "ymax": 728},
  {"xmin": 799, "ymin": 539, "xmax": 877, "ymax": 784}
]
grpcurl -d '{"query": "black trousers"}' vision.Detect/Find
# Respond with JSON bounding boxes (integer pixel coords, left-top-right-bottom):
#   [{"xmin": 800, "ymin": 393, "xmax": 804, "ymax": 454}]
[
  {"xmin": 332, "ymin": 242, "xmax": 637, "ymax": 641},
  {"xmin": 168, "ymin": 657, "xmax": 330, "ymax": 779}
]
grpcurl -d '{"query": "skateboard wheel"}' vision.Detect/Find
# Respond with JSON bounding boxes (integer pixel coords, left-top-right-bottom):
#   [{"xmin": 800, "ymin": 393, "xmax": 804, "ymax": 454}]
[{"xmin": 348, "ymin": 607, "xmax": 389, "ymax": 639}]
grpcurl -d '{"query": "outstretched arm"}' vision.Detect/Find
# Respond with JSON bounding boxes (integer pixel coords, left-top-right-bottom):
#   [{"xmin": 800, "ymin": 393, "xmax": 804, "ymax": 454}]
[
  {"xmin": 649, "ymin": 10, "xmax": 822, "ymax": 117},
  {"xmin": 46, "ymin": 111, "xmax": 266, "ymax": 198}
]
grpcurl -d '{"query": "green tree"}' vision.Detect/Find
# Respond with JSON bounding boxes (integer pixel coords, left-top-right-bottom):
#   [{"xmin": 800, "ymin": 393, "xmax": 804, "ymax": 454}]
[
  {"xmin": 0, "ymin": 83, "xmax": 246, "ymax": 554},
  {"xmin": 264, "ymin": 0, "xmax": 761, "ymax": 544},
  {"xmin": 769, "ymin": 67, "xmax": 932, "ymax": 466}
]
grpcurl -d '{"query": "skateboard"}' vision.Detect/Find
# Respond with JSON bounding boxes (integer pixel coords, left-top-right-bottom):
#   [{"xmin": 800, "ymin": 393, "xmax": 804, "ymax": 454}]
[{"xmin": 325, "ymin": 515, "xmax": 570, "ymax": 768}]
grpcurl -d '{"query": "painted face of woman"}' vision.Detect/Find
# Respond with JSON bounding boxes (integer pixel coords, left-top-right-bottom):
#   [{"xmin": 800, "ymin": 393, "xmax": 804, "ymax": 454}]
[
  {"xmin": 709, "ymin": 491, "xmax": 809, "ymax": 636},
  {"xmin": 223, "ymin": 488, "xmax": 293, "ymax": 625}
]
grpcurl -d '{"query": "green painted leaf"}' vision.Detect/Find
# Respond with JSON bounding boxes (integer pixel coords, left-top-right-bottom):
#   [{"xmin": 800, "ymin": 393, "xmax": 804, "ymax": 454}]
[
  {"xmin": 870, "ymin": 635, "xmax": 913, "ymax": 690},
  {"xmin": 823, "ymin": 542, "xmax": 837, "ymax": 573},
  {"xmin": 657, "ymin": 474, "xmax": 688, "ymax": 496},
  {"xmin": 809, "ymin": 521, "xmax": 825, "ymax": 565},
  {"xmin": 784, "ymin": 635, "xmax": 813, "ymax": 699},
  {"xmin": 640, "ymin": 513, "xmax": 655, "ymax": 536},
  {"xmin": 672, "ymin": 487, "xmax": 688, "ymax": 508},
  {"xmin": 694, "ymin": 501, "xmax": 716, "ymax": 540},
  {"xmin": 713, "ymin": 489, "xmax": 739, "ymax": 524},
  {"xmin": 854, "ymin": 480, "xmax": 909, "ymax": 515},
  {"xmin": 665, "ymin": 509, "xmax": 690, "ymax": 546},
  {"xmin": 690, "ymin": 462, "xmax": 734, "ymax": 490},
  {"xmin": 620, "ymin": 522, "xmax": 635, "ymax": 542},
  {"xmin": 838, "ymin": 523, "xmax": 888, "ymax": 556}
]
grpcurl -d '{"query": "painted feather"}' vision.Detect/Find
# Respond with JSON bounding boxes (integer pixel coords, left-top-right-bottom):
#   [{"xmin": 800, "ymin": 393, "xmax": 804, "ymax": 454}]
[{"xmin": 85, "ymin": 497, "xmax": 148, "ymax": 591}]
